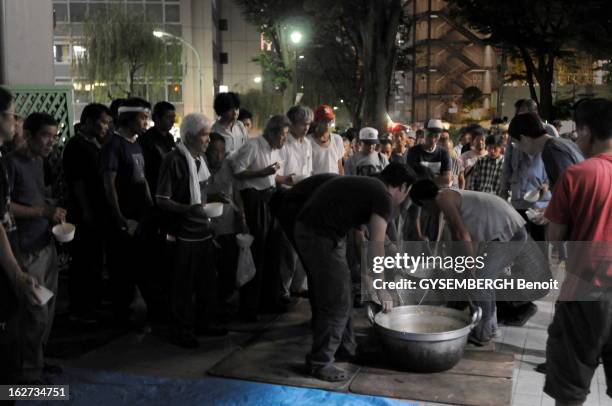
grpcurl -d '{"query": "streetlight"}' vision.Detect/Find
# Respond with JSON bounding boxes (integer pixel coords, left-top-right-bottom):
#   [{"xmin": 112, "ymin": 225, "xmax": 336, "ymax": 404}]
[
  {"xmin": 289, "ymin": 30, "xmax": 303, "ymax": 104},
  {"xmin": 290, "ymin": 31, "xmax": 303, "ymax": 44},
  {"xmin": 153, "ymin": 30, "xmax": 202, "ymax": 113}
]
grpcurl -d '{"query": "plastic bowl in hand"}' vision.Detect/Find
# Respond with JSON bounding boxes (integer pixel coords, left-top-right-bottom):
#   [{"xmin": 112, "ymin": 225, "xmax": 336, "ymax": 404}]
[
  {"xmin": 203, "ymin": 202, "xmax": 224, "ymax": 218},
  {"xmin": 524, "ymin": 188, "xmax": 540, "ymax": 203},
  {"xmin": 236, "ymin": 233, "xmax": 254, "ymax": 248},
  {"xmin": 52, "ymin": 223, "xmax": 76, "ymax": 243}
]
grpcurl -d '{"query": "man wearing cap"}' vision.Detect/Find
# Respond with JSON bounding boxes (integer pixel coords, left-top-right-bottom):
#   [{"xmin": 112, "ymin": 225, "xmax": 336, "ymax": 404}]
[
  {"xmin": 344, "ymin": 127, "xmax": 389, "ymax": 176},
  {"xmin": 308, "ymin": 105, "xmax": 345, "ymax": 175},
  {"xmin": 405, "ymin": 119, "xmax": 452, "ymax": 187},
  {"xmin": 101, "ymin": 97, "xmax": 154, "ymax": 326},
  {"xmin": 391, "ymin": 125, "xmax": 416, "ymax": 162}
]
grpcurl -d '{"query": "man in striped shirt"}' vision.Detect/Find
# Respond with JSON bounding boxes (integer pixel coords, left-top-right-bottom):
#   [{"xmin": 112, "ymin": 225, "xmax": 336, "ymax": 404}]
[{"xmin": 468, "ymin": 134, "xmax": 505, "ymax": 196}]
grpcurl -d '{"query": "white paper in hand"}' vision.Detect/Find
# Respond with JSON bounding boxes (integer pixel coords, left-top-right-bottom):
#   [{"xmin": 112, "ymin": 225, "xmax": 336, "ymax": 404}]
[{"xmin": 33, "ymin": 285, "xmax": 54, "ymax": 306}]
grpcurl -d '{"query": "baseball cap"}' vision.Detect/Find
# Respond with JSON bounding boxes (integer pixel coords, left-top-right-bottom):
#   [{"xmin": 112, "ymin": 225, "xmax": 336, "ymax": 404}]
[
  {"xmin": 359, "ymin": 127, "xmax": 380, "ymax": 144},
  {"xmin": 407, "ymin": 130, "xmax": 417, "ymax": 139},
  {"xmin": 426, "ymin": 118, "xmax": 444, "ymax": 134},
  {"xmin": 392, "ymin": 123, "xmax": 410, "ymax": 134},
  {"xmin": 314, "ymin": 104, "xmax": 335, "ymax": 122}
]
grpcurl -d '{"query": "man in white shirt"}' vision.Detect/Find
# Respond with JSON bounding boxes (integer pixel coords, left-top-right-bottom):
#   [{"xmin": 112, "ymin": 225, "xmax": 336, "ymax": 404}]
[
  {"xmin": 278, "ymin": 105, "xmax": 313, "ymax": 184},
  {"xmin": 276, "ymin": 105, "xmax": 313, "ymax": 304},
  {"xmin": 308, "ymin": 105, "xmax": 344, "ymax": 175},
  {"xmin": 230, "ymin": 115, "xmax": 290, "ymax": 321},
  {"xmin": 211, "ymin": 92, "xmax": 249, "ymax": 155}
]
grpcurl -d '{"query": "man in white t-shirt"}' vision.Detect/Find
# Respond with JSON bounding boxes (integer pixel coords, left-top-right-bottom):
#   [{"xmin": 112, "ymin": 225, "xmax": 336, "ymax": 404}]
[
  {"xmin": 344, "ymin": 127, "xmax": 389, "ymax": 176},
  {"xmin": 230, "ymin": 115, "xmax": 290, "ymax": 321},
  {"xmin": 211, "ymin": 92, "xmax": 249, "ymax": 156},
  {"xmin": 308, "ymin": 105, "xmax": 344, "ymax": 175}
]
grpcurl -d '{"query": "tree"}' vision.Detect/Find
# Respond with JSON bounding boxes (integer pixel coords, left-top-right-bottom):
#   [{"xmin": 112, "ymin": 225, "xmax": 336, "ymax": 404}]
[
  {"xmin": 447, "ymin": 0, "xmax": 587, "ymax": 120},
  {"xmin": 74, "ymin": 5, "xmax": 181, "ymax": 100},
  {"xmin": 305, "ymin": 0, "xmax": 411, "ymax": 132},
  {"xmin": 236, "ymin": 0, "xmax": 413, "ymax": 132},
  {"xmin": 234, "ymin": 0, "xmax": 308, "ymax": 110}
]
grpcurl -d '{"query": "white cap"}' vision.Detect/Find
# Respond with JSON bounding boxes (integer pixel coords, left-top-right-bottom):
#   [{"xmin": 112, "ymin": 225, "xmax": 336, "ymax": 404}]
[
  {"xmin": 426, "ymin": 118, "xmax": 444, "ymax": 133},
  {"xmin": 359, "ymin": 127, "xmax": 380, "ymax": 144}
]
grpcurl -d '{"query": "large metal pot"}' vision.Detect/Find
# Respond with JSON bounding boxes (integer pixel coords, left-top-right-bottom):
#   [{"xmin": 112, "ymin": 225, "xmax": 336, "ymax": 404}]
[{"xmin": 373, "ymin": 305, "xmax": 482, "ymax": 373}]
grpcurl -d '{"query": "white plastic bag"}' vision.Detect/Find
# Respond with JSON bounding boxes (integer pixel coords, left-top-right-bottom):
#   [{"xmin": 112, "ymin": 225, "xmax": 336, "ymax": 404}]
[{"xmin": 236, "ymin": 233, "xmax": 256, "ymax": 287}]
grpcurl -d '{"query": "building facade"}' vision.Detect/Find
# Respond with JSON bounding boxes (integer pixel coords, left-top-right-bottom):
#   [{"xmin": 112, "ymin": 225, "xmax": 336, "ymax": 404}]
[
  {"xmin": 397, "ymin": 0, "xmax": 501, "ymax": 124},
  {"xmin": 51, "ymin": 0, "xmax": 262, "ymax": 119},
  {"xmin": 1, "ymin": 0, "xmax": 55, "ymax": 86}
]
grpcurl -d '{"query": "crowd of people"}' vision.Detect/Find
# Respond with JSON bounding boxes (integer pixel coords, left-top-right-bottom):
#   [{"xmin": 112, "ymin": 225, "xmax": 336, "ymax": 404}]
[{"xmin": 0, "ymin": 86, "xmax": 610, "ymax": 405}]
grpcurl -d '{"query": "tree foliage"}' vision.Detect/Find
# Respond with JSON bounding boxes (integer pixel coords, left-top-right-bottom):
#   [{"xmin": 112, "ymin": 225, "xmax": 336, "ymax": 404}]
[
  {"xmin": 236, "ymin": 0, "xmax": 413, "ymax": 131},
  {"xmin": 447, "ymin": 0, "xmax": 611, "ymax": 120},
  {"xmin": 74, "ymin": 5, "xmax": 182, "ymax": 100}
]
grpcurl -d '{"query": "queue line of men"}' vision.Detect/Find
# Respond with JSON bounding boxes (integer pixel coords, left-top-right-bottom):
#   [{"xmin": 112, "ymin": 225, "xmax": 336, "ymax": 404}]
[{"xmin": 1, "ymin": 86, "xmax": 611, "ymax": 406}]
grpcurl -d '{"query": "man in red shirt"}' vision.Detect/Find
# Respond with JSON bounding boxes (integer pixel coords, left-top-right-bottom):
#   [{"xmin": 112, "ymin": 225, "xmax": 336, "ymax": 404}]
[{"xmin": 543, "ymin": 98, "xmax": 612, "ymax": 406}]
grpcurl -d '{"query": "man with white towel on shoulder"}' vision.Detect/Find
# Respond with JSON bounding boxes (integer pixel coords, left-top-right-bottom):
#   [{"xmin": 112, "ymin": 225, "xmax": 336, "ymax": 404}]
[{"xmin": 157, "ymin": 113, "xmax": 227, "ymax": 349}]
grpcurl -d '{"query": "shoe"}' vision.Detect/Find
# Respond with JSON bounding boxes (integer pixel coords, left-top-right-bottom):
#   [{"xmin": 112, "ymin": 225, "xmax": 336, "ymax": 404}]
[
  {"xmin": 309, "ymin": 364, "xmax": 350, "ymax": 382},
  {"xmin": 535, "ymin": 362, "xmax": 547, "ymax": 374},
  {"xmin": 279, "ymin": 294, "xmax": 292, "ymax": 305},
  {"xmin": 43, "ymin": 363, "xmax": 63, "ymax": 376},
  {"xmin": 169, "ymin": 332, "xmax": 199, "ymax": 349},
  {"xmin": 196, "ymin": 326, "xmax": 229, "ymax": 337},
  {"xmin": 502, "ymin": 303, "xmax": 538, "ymax": 327},
  {"xmin": 468, "ymin": 333, "xmax": 492, "ymax": 347}
]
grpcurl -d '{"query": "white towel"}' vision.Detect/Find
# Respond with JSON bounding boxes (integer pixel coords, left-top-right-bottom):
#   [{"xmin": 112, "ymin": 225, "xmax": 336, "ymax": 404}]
[{"xmin": 177, "ymin": 142, "xmax": 210, "ymax": 204}]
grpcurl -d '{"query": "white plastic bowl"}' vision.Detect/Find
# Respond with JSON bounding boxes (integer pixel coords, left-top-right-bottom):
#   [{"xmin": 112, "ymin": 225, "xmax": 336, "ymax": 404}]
[
  {"xmin": 203, "ymin": 202, "xmax": 224, "ymax": 218},
  {"xmin": 52, "ymin": 223, "xmax": 76, "ymax": 243},
  {"xmin": 236, "ymin": 233, "xmax": 254, "ymax": 248},
  {"xmin": 524, "ymin": 188, "xmax": 540, "ymax": 203}
]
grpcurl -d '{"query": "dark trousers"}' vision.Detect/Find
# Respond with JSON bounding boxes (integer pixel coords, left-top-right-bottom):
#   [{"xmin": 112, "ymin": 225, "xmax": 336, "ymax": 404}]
[
  {"xmin": 0, "ymin": 310, "xmax": 22, "ymax": 385},
  {"xmin": 239, "ymin": 188, "xmax": 275, "ymax": 315},
  {"xmin": 216, "ymin": 234, "xmax": 239, "ymax": 303},
  {"xmin": 168, "ymin": 238, "xmax": 218, "ymax": 332},
  {"xmin": 294, "ymin": 222, "xmax": 356, "ymax": 367},
  {"xmin": 139, "ymin": 212, "xmax": 172, "ymax": 325},
  {"xmin": 68, "ymin": 223, "xmax": 104, "ymax": 315},
  {"xmin": 517, "ymin": 209, "xmax": 547, "ymax": 241},
  {"xmin": 106, "ymin": 228, "xmax": 139, "ymax": 317}
]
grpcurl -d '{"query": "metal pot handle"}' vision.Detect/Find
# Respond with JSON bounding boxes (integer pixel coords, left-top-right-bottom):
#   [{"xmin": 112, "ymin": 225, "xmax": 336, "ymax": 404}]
[{"xmin": 469, "ymin": 305, "xmax": 482, "ymax": 329}]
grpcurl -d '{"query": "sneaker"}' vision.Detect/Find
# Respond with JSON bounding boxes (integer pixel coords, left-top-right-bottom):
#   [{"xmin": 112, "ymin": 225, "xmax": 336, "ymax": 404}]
[{"xmin": 468, "ymin": 333, "xmax": 492, "ymax": 347}]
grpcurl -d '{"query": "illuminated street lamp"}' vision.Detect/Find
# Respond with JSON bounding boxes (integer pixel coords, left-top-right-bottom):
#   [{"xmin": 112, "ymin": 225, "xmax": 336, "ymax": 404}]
[
  {"xmin": 153, "ymin": 30, "xmax": 202, "ymax": 112},
  {"xmin": 290, "ymin": 30, "xmax": 303, "ymax": 44}
]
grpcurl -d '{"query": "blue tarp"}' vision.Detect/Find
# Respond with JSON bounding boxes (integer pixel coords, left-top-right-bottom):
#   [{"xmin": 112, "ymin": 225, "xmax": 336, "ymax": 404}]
[{"xmin": 21, "ymin": 367, "xmax": 412, "ymax": 406}]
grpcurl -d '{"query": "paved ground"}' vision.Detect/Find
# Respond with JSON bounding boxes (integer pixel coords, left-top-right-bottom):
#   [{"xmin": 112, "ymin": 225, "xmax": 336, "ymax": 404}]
[{"xmin": 45, "ymin": 293, "xmax": 608, "ymax": 405}]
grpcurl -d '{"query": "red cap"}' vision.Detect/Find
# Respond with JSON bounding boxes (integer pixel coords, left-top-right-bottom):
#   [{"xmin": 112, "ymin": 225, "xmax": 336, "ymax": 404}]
[{"xmin": 314, "ymin": 104, "xmax": 335, "ymax": 122}]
